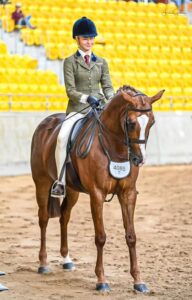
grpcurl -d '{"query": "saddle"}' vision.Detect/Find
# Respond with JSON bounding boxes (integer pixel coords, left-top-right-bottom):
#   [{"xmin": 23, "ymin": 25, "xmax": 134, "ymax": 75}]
[{"xmin": 68, "ymin": 110, "xmax": 94, "ymax": 152}]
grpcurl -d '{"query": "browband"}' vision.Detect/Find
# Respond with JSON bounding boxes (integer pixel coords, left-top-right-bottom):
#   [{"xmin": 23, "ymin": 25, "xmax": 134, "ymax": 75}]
[
  {"xmin": 133, "ymin": 93, "xmax": 146, "ymax": 97},
  {"xmin": 128, "ymin": 107, "xmax": 152, "ymax": 113}
]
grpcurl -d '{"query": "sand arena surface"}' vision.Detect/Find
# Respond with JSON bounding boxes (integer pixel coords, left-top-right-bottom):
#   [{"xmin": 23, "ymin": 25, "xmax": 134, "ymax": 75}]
[{"xmin": 0, "ymin": 165, "xmax": 192, "ymax": 300}]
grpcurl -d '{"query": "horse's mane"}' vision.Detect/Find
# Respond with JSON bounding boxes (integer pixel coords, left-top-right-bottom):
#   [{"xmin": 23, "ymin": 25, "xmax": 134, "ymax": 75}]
[{"xmin": 116, "ymin": 85, "xmax": 146, "ymax": 97}]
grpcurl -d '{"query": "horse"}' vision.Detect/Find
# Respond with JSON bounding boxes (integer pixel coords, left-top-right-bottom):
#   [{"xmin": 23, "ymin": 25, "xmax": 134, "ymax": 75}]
[{"xmin": 31, "ymin": 85, "xmax": 165, "ymax": 293}]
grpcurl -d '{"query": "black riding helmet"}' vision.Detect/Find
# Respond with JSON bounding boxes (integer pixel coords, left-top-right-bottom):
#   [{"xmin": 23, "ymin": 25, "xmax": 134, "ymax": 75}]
[{"xmin": 72, "ymin": 17, "xmax": 98, "ymax": 39}]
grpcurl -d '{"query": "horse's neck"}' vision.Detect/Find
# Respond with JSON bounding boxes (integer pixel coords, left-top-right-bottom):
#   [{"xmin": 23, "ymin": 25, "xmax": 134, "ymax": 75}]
[
  {"xmin": 99, "ymin": 96, "xmax": 128, "ymax": 159},
  {"xmin": 101, "ymin": 95, "xmax": 125, "ymax": 136}
]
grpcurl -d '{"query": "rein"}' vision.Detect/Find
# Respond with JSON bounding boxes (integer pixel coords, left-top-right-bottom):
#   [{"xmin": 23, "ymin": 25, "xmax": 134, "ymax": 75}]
[
  {"xmin": 75, "ymin": 104, "xmax": 152, "ymax": 160},
  {"xmin": 74, "ymin": 102, "xmax": 152, "ymax": 203},
  {"xmin": 63, "ymin": 105, "xmax": 91, "ymax": 121}
]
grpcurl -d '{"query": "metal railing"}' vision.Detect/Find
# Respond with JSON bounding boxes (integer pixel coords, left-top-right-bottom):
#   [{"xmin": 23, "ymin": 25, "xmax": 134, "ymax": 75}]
[
  {"xmin": 0, "ymin": 94, "xmax": 67, "ymax": 111},
  {"xmin": 1, "ymin": 94, "xmax": 192, "ymax": 111},
  {"xmin": 152, "ymin": 96, "xmax": 192, "ymax": 111}
]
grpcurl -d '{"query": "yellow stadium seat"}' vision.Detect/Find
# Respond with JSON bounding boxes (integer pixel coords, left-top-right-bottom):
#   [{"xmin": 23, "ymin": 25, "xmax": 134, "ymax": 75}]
[
  {"xmin": 1, "ymin": 16, "xmax": 15, "ymax": 32},
  {"xmin": 0, "ymin": 42, "xmax": 7, "ymax": 54},
  {"xmin": 1, "ymin": 0, "xmax": 192, "ymax": 111},
  {"xmin": 183, "ymin": 87, "xmax": 192, "ymax": 95},
  {"xmin": 45, "ymin": 43, "xmax": 59, "ymax": 60},
  {"xmin": 184, "ymin": 101, "xmax": 192, "ymax": 111},
  {"xmin": 48, "ymin": 102, "xmax": 67, "ymax": 111},
  {"xmin": 169, "ymin": 87, "xmax": 183, "ymax": 96},
  {"xmin": 33, "ymin": 29, "xmax": 44, "ymax": 45},
  {"xmin": 0, "ymin": 98, "xmax": 10, "ymax": 110}
]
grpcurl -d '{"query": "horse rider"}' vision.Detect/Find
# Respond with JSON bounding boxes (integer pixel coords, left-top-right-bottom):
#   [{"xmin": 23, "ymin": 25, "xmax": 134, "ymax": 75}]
[{"xmin": 51, "ymin": 16, "xmax": 114, "ymax": 197}]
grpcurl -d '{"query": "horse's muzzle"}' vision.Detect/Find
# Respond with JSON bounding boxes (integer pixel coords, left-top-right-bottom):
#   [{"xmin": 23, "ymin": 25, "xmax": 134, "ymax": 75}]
[{"xmin": 130, "ymin": 154, "xmax": 143, "ymax": 167}]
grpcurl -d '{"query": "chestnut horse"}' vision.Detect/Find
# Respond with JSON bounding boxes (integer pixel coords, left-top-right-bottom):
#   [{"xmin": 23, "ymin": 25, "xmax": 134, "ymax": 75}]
[{"xmin": 31, "ymin": 86, "xmax": 164, "ymax": 293}]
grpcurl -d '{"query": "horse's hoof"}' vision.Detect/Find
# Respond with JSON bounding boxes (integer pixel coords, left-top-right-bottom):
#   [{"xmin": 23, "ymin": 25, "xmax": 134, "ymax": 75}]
[
  {"xmin": 63, "ymin": 262, "xmax": 75, "ymax": 271},
  {"xmin": 38, "ymin": 266, "xmax": 50, "ymax": 274},
  {"xmin": 134, "ymin": 283, "xmax": 149, "ymax": 293},
  {"xmin": 0, "ymin": 272, "xmax": 5, "ymax": 276},
  {"xmin": 96, "ymin": 283, "xmax": 111, "ymax": 292},
  {"xmin": 0, "ymin": 283, "xmax": 8, "ymax": 291}
]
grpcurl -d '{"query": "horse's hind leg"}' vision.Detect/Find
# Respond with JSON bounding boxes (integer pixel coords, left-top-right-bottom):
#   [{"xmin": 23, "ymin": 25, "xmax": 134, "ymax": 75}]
[
  {"xmin": 60, "ymin": 187, "xmax": 79, "ymax": 270},
  {"xmin": 35, "ymin": 179, "xmax": 52, "ymax": 274},
  {"xmin": 118, "ymin": 189, "xmax": 149, "ymax": 293}
]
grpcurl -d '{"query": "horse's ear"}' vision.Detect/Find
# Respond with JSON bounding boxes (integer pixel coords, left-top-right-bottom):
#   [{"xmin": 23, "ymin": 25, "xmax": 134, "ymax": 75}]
[
  {"xmin": 121, "ymin": 91, "xmax": 135, "ymax": 106},
  {"xmin": 149, "ymin": 90, "xmax": 165, "ymax": 104}
]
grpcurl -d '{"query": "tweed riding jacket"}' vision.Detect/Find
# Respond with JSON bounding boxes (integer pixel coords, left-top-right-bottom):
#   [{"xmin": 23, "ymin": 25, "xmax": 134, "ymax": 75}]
[{"xmin": 64, "ymin": 50, "xmax": 114, "ymax": 114}]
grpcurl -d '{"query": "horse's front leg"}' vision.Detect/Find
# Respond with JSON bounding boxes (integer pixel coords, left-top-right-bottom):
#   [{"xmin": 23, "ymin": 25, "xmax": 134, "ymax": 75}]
[
  {"xmin": 90, "ymin": 192, "xmax": 110, "ymax": 292},
  {"xmin": 118, "ymin": 189, "xmax": 149, "ymax": 293},
  {"xmin": 60, "ymin": 188, "xmax": 79, "ymax": 270}
]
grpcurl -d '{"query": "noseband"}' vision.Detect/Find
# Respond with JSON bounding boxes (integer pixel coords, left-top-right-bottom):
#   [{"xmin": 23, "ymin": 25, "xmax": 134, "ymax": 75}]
[{"xmin": 124, "ymin": 105, "xmax": 152, "ymax": 146}]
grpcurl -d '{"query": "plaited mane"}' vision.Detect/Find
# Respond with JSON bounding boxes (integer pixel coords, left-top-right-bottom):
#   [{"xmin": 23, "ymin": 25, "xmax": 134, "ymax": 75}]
[
  {"xmin": 116, "ymin": 85, "xmax": 146, "ymax": 105},
  {"xmin": 116, "ymin": 85, "xmax": 144, "ymax": 96}
]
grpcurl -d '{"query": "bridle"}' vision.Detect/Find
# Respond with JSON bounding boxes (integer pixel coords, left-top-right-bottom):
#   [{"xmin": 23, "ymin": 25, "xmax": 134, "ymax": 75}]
[
  {"xmin": 74, "ymin": 93, "xmax": 153, "ymax": 202},
  {"xmin": 124, "ymin": 105, "xmax": 152, "ymax": 146},
  {"xmin": 75, "ymin": 95, "xmax": 152, "ymax": 162},
  {"xmin": 91, "ymin": 104, "xmax": 152, "ymax": 162}
]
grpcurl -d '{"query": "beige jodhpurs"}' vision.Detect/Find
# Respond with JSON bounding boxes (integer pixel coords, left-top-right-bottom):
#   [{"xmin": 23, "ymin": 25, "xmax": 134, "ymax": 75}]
[{"xmin": 55, "ymin": 112, "xmax": 84, "ymax": 187}]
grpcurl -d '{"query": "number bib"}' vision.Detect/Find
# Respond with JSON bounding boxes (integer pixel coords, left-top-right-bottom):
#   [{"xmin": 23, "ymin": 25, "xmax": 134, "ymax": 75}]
[{"xmin": 109, "ymin": 161, "xmax": 131, "ymax": 179}]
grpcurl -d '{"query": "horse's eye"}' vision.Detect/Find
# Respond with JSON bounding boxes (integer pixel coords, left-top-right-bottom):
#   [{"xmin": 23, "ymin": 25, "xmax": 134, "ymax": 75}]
[{"xmin": 128, "ymin": 122, "xmax": 136, "ymax": 131}]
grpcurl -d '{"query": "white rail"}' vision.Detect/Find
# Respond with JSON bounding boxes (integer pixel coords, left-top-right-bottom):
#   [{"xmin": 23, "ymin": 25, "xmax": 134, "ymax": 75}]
[
  {"xmin": 0, "ymin": 93, "xmax": 67, "ymax": 111},
  {"xmin": 1, "ymin": 94, "xmax": 192, "ymax": 111}
]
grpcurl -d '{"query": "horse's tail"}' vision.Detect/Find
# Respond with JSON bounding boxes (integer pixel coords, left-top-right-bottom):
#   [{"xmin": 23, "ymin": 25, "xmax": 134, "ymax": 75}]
[{"xmin": 48, "ymin": 194, "xmax": 61, "ymax": 218}]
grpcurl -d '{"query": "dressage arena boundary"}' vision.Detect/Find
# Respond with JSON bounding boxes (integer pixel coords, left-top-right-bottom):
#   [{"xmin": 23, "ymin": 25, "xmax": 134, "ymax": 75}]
[{"xmin": 0, "ymin": 111, "xmax": 192, "ymax": 176}]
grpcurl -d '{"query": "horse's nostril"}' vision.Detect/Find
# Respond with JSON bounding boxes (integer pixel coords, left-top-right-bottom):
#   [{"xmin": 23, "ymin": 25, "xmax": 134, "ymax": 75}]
[{"xmin": 132, "ymin": 155, "xmax": 143, "ymax": 166}]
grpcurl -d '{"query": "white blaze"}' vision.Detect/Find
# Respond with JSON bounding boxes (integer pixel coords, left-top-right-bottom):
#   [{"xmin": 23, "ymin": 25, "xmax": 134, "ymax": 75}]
[{"xmin": 137, "ymin": 115, "xmax": 149, "ymax": 162}]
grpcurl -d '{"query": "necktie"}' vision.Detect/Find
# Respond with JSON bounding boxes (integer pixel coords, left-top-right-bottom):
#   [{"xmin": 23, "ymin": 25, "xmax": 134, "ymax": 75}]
[{"xmin": 84, "ymin": 55, "xmax": 90, "ymax": 65}]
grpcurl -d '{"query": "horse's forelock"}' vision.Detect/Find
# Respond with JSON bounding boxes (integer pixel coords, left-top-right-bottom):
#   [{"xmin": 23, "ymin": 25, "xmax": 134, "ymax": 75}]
[
  {"xmin": 116, "ymin": 85, "xmax": 147, "ymax": 99},
  {"xmin": 116, "ymin": 85, "xmax": 148, "ymax": 106},
  {"xmin": 117, "ymin": 85, "xmax": 140, "ymax": 96}
]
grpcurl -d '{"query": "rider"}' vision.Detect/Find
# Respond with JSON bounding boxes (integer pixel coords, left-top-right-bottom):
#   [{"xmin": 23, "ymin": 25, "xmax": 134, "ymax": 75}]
[{"xmin": 51, "ymin": 16, "xmax": 114, "ymax": 197}]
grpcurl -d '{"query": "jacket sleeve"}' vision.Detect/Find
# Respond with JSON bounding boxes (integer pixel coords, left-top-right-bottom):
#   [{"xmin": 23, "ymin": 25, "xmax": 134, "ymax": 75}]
[
  {"xmin": 100, "ymin": 59, "xmax": 114, "ymax": 100},
  {"xmin": 64, "ymin": 57, "xmax": 86, "ymax": 102}
]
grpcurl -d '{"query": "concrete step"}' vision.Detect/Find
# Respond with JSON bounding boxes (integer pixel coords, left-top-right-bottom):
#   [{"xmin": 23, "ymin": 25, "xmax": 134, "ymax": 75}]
[{"xmin": 0, "ymin": 27, "xmax": 64, "ymax": 85}]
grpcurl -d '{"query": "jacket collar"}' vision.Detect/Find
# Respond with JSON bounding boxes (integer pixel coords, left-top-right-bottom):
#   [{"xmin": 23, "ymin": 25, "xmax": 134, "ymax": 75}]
[{"xmin": 75, "ymin": 50, "xmax": 97, "ymax": 69}]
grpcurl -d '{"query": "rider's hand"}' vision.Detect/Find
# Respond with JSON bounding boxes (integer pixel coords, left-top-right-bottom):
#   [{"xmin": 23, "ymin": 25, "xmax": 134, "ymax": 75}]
[{"xmin": 87, "ymin": 96, "xmax": 100, "ymax": 109}]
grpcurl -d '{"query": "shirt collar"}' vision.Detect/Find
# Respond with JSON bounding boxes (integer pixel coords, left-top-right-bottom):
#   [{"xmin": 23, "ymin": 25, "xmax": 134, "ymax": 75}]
[
  {"xmin": 76, "ymin": 50, "xmax": 97, "ymax": 62},
  {"xmin": 78, "ymin": 48, "xmax": 92, "ymax": 59}
]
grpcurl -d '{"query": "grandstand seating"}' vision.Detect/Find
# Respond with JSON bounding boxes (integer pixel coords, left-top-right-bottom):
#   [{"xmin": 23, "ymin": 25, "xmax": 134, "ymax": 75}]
[
  {"xmin": 0, "ymin": 0, "xmax": 192, "ymax": 111},
  {"xmin": 0, "ymin": 40, "xmax": 67, "ymax": 111}
]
